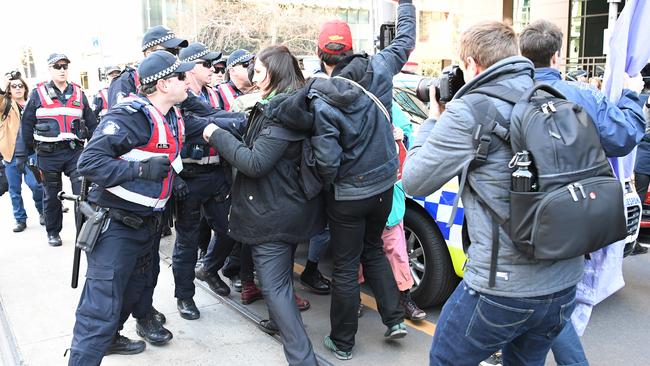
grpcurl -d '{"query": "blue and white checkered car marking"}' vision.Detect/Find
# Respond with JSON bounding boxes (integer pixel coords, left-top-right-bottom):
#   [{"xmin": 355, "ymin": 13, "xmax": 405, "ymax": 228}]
[{"xmin": 407, "ymin": 177, "xmax": 465, "ymax": 251}]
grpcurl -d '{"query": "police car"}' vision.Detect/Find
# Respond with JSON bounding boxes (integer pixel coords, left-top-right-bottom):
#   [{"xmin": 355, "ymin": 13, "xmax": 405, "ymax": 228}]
[{"xmin": 392, "ymin": 73, "xmax": 643, "ymax": 307}]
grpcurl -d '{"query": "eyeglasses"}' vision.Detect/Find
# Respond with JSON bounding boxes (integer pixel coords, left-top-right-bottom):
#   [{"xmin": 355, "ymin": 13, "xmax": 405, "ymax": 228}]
[
  {"xmin": 196, "ymin": 60, "xmax": 212, "ymax": 69},
  {"xmin": 214, "ymin": 67, "xmax": 226, "ymax": 74},
  {"xmin": 163, "ymin": 72, "xmax": 186, "ymax": 81},
  {"xmin": 10, "ymin": 83, "xmax": 24, "ymax": 89},
  {"xmin": 52, "ymin": 64, "xmax": 69, "ymax": 70}
]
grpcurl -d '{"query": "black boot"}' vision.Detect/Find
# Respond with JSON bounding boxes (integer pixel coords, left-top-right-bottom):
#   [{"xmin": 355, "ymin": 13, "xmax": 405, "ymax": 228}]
[
  {"xmin": 12, "ymin": 222, "xmax": 26, "ymax": 233},
  {"xmin": 177, "ymin": 298, "xmax": 200, "ymax": 320},
  {"xmin": 136, "ymin": 313, "xmax": 173, "ymax": 345},
  {"xmin": 196, "ymin": 266, "xmax": 231, "ymax": 296},
  {"xmin": 105, "ymin": 332, "xmax": 146, "ymax": 355},
  {"xmin": 151, "ymin": 306, "xmax": 166, "ymax": 325},
  {"xmin": 632, "ymin": 242, "xmax": 649, "ymax": 255},
  {"xmin": 299, "ymin": 262, "xmax": 331, "ymax": 295}
]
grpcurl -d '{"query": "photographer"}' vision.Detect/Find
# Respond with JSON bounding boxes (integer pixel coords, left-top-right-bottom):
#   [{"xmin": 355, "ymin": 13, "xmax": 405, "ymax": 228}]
[
  {"xmin": 1, "ymin": 71, "xmax": 45, "ymax": 233},
  {"xmin": 402, "ymin": 22, "xmax": 580, "ymax": 365}
]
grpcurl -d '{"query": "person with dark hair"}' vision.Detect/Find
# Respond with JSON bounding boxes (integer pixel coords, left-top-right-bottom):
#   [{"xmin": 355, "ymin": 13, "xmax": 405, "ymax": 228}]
[
  {"xmin": 296, "ymin": 0, "xmax": 415, "ymax": 359},
  {"xmin": 68, "ymin": 50, "xmax": 193, "ymax": 365},
  {"xmin": 0, "ymin": 72, "xmax": 44, "ymax": 232},
  {"xmin": 21, "ymin": 54, "xmax": 98, "ymax": 247},
  {"xmin": 516, "ymin": 19, "xmax": 646, "ymax": 366},
  {"xmin": 203, "ymin": 45, "xmax": 325, "ymax": 366}
]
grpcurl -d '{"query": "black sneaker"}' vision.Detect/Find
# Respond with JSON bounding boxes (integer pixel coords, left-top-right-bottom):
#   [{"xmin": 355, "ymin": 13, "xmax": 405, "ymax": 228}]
[
  {"xmin": 105, "ymin": 332, "xmax": 146, "ymax": 355},
  {"xmin": 632, "ymin": 242, "xmax": 649, "ymax": 255},
  {"xmin": 258, "ymin": 319, "xmax": 279, "ymax": 335},
  {"xmin": 39, "ymin": 214, "xmax": 46, "ymax": 226},
  {"xmin": 12, "ymin": 222, "xmax": 26, "ymax": 233},
  {"xmin": 480, "ymin": 351, "xmax": 503, "ymax": 366},
  {"xmin": 177, "ymin": 298, "xmax": 200, "ymax": 320},
  {"xmin": 48, "ymin": 234, "xmax": 62, "ymax": 247}
]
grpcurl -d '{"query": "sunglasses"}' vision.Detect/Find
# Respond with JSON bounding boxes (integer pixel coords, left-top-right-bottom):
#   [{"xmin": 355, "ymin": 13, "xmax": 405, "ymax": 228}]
[
  {"xmin": 52, "ymin": 64, "xmax": 69, "ymax": 70},
  {"xmin": 10, "ymin": 83, "xmax": 24, "ymax": 89},
  {"xmin": 163, "ymin": 72, "xmax": 186, "ymax": 81},
  {"xmin": 238, "ymin": 61, "xmax": 251, "ymax": 69},
  {"xmin": 196, "ymin": 60, "xmax": 212, "ymax": 69},
  {"xmin": 214, "ymin": 67, "xmax": 226, "ymax": 74}
]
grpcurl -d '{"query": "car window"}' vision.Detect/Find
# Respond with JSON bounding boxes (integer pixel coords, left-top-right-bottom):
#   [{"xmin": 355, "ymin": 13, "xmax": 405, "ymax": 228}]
[{"xmin": 394, "ymin": 88, "xmax": 428, "ymax": 122}]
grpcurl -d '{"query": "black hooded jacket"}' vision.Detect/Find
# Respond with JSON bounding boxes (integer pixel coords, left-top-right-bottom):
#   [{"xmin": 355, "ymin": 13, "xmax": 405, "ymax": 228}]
[{"xmin": 207, "ymin": 93, "xmax": 325, "ymax": 245}]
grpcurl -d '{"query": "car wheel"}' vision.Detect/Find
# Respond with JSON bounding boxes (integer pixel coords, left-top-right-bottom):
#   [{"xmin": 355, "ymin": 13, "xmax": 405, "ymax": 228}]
[{"xmin": 404, "ymin": 207, "xmax": 459, "ymax": 307}]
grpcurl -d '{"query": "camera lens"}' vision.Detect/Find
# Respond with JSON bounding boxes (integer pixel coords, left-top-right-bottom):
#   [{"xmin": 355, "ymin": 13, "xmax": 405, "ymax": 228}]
[{"xmin": 416, "ymin": 78, "xmax": 432, "ymax": 103}]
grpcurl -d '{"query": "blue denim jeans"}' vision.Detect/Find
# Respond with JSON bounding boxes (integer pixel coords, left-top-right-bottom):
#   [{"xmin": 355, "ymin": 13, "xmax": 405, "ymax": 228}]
[
  {"xmin": 551, "ymin": 321, "xmax": 589, "ymax": 365},
  {"xmin": 429, "ymin": 281, "xmax": 576, "ymax": 366},
  {"xmin": 308, "ymin": 227, "xmax": 330, "ymax": 262},
  {"xmin": 2, "ymin": 155, "xmax": 43, "ymax": 222}
]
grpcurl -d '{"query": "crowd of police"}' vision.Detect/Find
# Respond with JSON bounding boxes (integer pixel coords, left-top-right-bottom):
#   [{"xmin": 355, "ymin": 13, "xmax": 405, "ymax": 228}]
[{"xmin": 1, "ymin": 0, "xmax": 648, "ymax": 364}]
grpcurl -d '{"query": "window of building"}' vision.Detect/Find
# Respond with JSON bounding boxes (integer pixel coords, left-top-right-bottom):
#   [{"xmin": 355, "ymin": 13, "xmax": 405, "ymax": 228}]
[
  {"xmin": 513, "ymin": 0, "xmax": 531, "ymax": 32},
  {"xmin": 419, "ymin": 11, "xmax": 433, "ymax": 43},
  {"xmin": 142, "ymin": 0, "xmax": 163, "ymax": 32},
  {"xmin": 348, "ymin": 9, "xmax": 359, "ymax": 24},
  {"xmin": 359, "ymin": 9, "xmax": 370, "ymax": 24},
  {"xmin": 337, "ymin": 9, "xmax": 348, "ymax": 23}
]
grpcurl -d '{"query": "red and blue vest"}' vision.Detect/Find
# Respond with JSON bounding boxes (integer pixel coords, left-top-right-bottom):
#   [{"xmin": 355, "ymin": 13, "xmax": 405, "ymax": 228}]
[
  {"xmin": 34, "ymin": 82, "xmax": 84, "ymax": 142},
  {"xmin": 106, "ymin": 95, "xmax": 185, "ymax": 211},
  {"xmin": 216, "ymin": 82, "xmax": 239, "ymax": 111}
]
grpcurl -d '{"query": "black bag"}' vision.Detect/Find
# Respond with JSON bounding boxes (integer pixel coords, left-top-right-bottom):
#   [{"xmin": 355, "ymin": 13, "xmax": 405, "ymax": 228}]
[
  {"xmin": 458, "ymin": 83, "xmax": 627, "ymax": 285},
  {"xmin": 263, "ymin": 125, "xmax": 323, "ymax": 200},
  {"xmin": 0, "ymin": 164, "xmax": 8, "ymax": 196}
]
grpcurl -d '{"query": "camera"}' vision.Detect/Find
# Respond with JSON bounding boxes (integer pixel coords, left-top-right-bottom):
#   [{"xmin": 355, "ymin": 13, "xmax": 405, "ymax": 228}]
[
  {"xmin": 416, "ymin": 65, "xmax": 465, "ymax": 103},
  {"xmin": 6, "ymin": 70, "xmax": 22, "ymax": 80}
]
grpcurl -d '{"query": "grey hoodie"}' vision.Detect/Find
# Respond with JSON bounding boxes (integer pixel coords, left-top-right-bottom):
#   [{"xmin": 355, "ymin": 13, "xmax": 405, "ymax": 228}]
[{"xmin": 402, "ymin": 56, "xmax": 584, "ymax": 297}]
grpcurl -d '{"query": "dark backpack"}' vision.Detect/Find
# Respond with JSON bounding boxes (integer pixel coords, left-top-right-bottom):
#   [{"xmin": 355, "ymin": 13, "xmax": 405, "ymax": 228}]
[
  {"xmin": 261, "ymin": 126, "xmax": 323, "ymax": 200},
  {"xmin": 456, "ymin": 83, "xmax": 627, "ymax": 287}
]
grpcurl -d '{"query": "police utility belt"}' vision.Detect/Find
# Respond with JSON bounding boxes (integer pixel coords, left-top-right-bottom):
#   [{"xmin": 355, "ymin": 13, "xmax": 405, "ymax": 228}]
[
  {"xmin": 76, "ymin": 202, "xmax": 161, "ymax": 253},
  {"xmin": 181, "ymin": 143, "xmax": 219, "ymax": 166}
]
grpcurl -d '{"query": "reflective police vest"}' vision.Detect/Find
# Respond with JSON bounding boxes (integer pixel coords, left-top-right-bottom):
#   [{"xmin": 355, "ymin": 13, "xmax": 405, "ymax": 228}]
[
  {"xmin": 106, "ymin": 96, "xmax": 185, "ymax": 211},
  {"xmin": 216, "ymin": 82, "xmax": 239, "ymax": 111},
  {"xmin": 34, "ymin": 82, "xmax": 84, "ymax": 142},
  {"xmin": 205, "ymin": 86, "xmax": 220, "ymax": 109},
  {"xmin": 98, "ymin": 88, "xmax": 109, "ymax": 117}
]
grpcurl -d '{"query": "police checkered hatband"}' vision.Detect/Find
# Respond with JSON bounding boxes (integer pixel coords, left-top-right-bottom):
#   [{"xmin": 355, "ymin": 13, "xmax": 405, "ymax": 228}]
[
  {"xmin": 142, "ymin": 33, "xmax": 176, "ymax": 51},
  {"xmin": 227, "ymin": 54, "xmax": 252, "ymax": 70},
  {"xmin": 141, "ymin": 59, "xmax": 182, "ymax": 84},
  {"xmin": 183, "ymin": 49, "xmax": 210, "ymax": 62}
]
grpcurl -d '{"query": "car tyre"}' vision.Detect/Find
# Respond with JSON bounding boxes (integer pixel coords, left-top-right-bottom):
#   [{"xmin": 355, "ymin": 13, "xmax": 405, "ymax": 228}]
[{"xmin": 404, "ymin": 207, "xmax": 459, "ymax": 307}]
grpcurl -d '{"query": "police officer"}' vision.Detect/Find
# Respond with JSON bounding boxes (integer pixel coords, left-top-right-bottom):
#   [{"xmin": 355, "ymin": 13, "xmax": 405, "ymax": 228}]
[
  {"xmin": 92, "ymin": 65, "xmax": 122, "ymax": 120},
  {"xmin": 105, "ymin": 25, "xmax": 187, "ymax": 333},
  {"xmin": 170, "ymin": 43, "xmax": 234, "ymax": 318},
  {"xmin": 68, "ymin": 51, "xmax": 193, "ymax": 365},
  {"xmin": 215, "ymin": 49, "xmax": 255, "ymax": 111},
  {"xmin": 21, "ymin": 53, "xmax": 98, "ymax": 246},
  {"xmin": 108, "ymin": 25, "xmax": 189, "ymax": 107}
]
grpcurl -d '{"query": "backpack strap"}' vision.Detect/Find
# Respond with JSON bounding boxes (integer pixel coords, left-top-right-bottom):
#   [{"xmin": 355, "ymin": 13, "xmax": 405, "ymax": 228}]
[{"xmin": 332, "ymin": 76, "xmax": 391, "ymax": 123}]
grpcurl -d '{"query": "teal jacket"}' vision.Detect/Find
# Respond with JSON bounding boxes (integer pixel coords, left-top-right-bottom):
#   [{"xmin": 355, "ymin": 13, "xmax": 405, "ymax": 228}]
[{"xmin": 386, "ymin": 104, "xmax": 413, "ymax": 227}]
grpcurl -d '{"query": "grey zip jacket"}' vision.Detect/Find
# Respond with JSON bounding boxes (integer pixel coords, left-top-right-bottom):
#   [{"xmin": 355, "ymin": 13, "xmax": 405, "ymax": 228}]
[{"xmin": 402, "ymin": 56, "xmax": 584, "ymax": 297}]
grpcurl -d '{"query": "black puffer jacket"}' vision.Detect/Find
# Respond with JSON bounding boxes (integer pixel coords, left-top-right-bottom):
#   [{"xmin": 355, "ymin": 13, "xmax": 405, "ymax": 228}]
[{"xmin": 207, "ymin": 94, "xmax": 325, "ymax": 245}]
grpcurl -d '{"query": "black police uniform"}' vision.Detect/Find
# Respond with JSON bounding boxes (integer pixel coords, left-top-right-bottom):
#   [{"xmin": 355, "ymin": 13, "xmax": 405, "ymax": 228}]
[
  {"xmin": 107, "ymin": 66, "xmax": 139, "ymax": 108},
  {"xmin": 21, "ymin": 81, "xmax": 97, "ymax": 242},
  {"xmin": 69, "ymin": 95, "xmax": 184, "ymax": 365}
]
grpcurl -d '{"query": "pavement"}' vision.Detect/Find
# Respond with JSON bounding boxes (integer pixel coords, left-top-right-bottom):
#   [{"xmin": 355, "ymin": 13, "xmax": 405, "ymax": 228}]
[{"xmin": 1, "ymin": 180, "xmax": 650, "ymax": 366}]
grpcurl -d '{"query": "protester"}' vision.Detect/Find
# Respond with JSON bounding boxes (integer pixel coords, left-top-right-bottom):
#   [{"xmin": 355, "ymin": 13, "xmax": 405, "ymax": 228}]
[
  {"xmin": 203, "ymin": 45, "xmax": 325, "ymax": 366},
  {"xmin": 0, "ymin": 72, "xmax": 44, "ymax": 232}
]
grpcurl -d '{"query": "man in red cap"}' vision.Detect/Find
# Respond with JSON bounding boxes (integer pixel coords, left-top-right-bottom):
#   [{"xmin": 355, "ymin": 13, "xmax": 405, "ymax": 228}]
[{"xmin": 306, "ymin": 0, "xmax": 416, "ymax": 360}]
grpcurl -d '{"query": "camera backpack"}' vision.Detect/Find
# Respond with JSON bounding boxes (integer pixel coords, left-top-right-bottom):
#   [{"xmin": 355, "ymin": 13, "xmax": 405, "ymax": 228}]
[{"xmin": 450, "ymin": 83, "xmax": 627, "ymax": 287}]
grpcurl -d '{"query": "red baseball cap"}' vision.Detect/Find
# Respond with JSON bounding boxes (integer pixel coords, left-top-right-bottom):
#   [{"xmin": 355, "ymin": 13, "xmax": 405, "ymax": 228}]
[{"xmin": 318, "ymin": 20, "xmax": 353, "ymax": 54}]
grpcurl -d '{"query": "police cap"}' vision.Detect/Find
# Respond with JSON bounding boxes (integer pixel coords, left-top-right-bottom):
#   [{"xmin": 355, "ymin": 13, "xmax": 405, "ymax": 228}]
[
  {"xmin": 138, "ymin": 51, "xmax": 194, "ymax": 85},
  {"xmin": 47, "ymin": 53, "xmax": 71, "ymax": 65},
  {"xmin": 141, "ymin": 26, "xmax": 189, "ymax": 52},
  {"xmin": 180, "ymin": 42, "xmax": 222, "ymax": 63},
  {"xmin": 226, "ymin": 49, "xmax": 255, "ymax": 70}
]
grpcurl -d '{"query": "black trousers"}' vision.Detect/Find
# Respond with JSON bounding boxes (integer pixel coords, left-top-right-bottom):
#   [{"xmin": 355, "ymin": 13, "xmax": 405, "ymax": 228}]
[
  {"xmin": 326, "ymin": 187, "xmax": 404, "ymax": 352},
  {"xmin": 37, "ymin": 146, "xmax": 82, "ymax": 236},
  {"xmin": 635, "ymin": 172, "xmax": 650, "ymax": 201}
]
